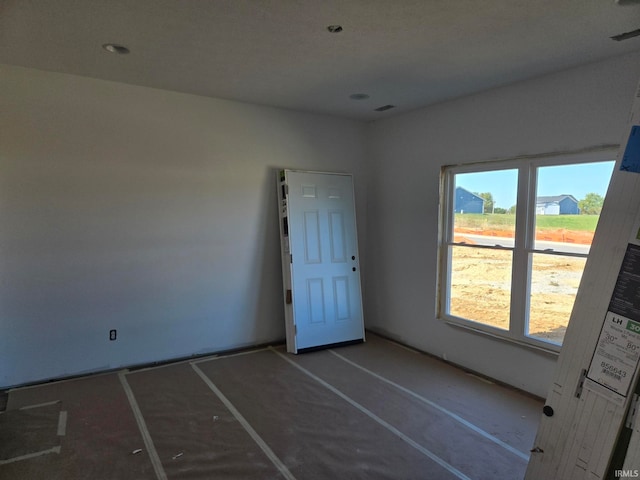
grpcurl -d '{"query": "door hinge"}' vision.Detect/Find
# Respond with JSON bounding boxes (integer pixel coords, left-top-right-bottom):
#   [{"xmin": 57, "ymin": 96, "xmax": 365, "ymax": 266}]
[
  {"xmin": 294, "ymin": 324, "xmax": 297, "ymax": 335},
  {"xmin": 575, "ymin": 368, "xmax": 587, "ymax": 398},
  {"xmin": 290, "ymin": 254, "xmax": 293, "ymax": 264},
  {"xmin": 626, "ymin": 393, "xmax": 640, "ymax": 429}
]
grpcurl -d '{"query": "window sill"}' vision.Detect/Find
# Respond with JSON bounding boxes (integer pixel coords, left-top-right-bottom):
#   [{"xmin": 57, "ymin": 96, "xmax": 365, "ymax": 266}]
[{"xmin": 442, "ymin": 317, "xmax": 561, "ymax": 357}]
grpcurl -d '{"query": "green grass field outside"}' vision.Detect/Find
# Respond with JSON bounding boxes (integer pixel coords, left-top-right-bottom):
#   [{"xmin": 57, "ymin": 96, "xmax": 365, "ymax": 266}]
[{"xmin": 454, "ymin": 213, "xmax": 600, "ymax": 232}]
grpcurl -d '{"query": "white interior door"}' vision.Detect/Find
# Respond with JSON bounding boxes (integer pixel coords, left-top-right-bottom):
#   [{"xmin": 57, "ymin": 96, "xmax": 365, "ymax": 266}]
[{"xmin": 284, "ymin": 171, "xmax": 364, "ymax": 351}]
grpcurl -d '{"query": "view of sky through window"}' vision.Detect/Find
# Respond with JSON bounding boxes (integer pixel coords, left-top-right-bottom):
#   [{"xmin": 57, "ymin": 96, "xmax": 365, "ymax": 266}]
[{"xmin": 456, "ymin": 161, "xmax": 615, "ymax": 211}]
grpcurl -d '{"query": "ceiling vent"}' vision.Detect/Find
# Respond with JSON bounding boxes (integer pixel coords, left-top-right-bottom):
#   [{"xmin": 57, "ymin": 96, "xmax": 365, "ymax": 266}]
[{"xmin": 374, "ymin": 104, "xmax": 396, "ymax": 112}]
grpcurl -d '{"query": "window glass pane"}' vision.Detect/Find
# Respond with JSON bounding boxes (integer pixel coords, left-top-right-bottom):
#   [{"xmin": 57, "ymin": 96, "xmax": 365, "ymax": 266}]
[
  {"xmin": 527, "ymin": 253, "xmax": 586, "ymax": 344},
  {"xmin": 453, "ymin": 170, "xmax": 518, "ymax": 247},
  {"xmin": 534, "ymin": 162, "xmax": 614, "ymax": 253},
  {"xmin": 443, "ymin": 159, "xmax": 614, "ymax": 348},
  {"xmin": 448, "ymin": 245, "xmax": 512, "ymax": 331}
]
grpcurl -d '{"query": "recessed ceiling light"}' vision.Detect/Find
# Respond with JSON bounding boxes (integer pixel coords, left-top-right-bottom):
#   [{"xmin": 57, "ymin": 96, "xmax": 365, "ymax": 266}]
[
  {"xmin": 102, "ymin": 43, "xmax": 130, "ymax": 54},
  {"xmin": 327, "ymin": 25, "xmax": 343, "ymax": 33},
  {"xmin": 349, "ymin": 93, "xmax": 370, "ymax": 100}
]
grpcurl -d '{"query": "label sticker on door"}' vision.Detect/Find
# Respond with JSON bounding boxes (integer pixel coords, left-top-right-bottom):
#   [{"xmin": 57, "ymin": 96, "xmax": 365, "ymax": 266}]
[
  {"xmin": 586, "ymin": 243, "xmax": 640, "ymax": 400},
  {"xmin": 587, "ymin": 311, "xmax": 640, "ymax": 399}
]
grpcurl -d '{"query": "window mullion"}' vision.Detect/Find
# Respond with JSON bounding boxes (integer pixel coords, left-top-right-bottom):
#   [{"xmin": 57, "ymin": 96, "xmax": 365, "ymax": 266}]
[{"xmin": 510, "ymin": 164, "xmax": 535, "ymax": 339}]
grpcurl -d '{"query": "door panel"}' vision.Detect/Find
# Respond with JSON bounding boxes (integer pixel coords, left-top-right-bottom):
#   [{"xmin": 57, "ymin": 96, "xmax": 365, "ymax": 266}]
[
  {"xmin": 329, "ymin": 211, "xmax": 347, "ymax": 263},
  {"xmin": 303, "ymin": 211, "xmax": 321, "ymax": 264},
  {"xmin": 306, "ymin": 278, "xmax": 326, "ymax": 324},
  {"xmin": 333, "ymin": 276, "xmax": 351, "ymax": 321}
]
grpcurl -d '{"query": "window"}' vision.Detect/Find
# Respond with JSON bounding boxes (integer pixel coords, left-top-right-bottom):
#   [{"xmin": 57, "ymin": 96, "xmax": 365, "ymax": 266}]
[{"xmin": 440, "ymin": 152, "xmax": 615, "ymax": 350}]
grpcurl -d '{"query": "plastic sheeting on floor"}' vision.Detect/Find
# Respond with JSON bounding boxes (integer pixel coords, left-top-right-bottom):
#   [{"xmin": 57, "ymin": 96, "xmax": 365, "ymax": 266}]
[{"xmin": 0, "ymin": 334, "xmax": 541, "ymax": 479}]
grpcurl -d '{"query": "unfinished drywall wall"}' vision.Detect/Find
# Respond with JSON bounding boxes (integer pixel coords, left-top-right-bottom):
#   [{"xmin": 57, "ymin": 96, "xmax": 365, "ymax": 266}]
[
  {"xmin": 364, "ymin": 51, "xmax": 640, "ymax": 398},
  {"xmin": 0, "ymin": 65, "xmax": 367, "ymax": 388}
]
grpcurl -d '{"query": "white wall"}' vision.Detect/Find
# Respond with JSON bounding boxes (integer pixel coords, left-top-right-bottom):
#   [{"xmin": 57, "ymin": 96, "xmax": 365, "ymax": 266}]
[
  {"xmin": 364, "ymin": 51, "xmax": 640, "ymax": 397},
  {"xmin": 0, "ymin": 65, "xmax": 367, "ymax": 388},
  {"xmin": 4, "ymin": 52, "xmax": 640, "ymax": 396}
]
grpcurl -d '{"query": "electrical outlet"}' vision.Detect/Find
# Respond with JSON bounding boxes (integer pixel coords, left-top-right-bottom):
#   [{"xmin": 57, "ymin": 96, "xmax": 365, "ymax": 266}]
[{"xmin": 109, "ymin": 329, "xmax": 117, "ymax": 341}]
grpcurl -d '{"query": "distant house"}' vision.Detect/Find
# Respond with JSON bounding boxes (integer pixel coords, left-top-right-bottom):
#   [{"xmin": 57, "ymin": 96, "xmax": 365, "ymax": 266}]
[
  {"xmin": 454, "ymin": 187, "xmax": 485, "ymax": 214},
  {"xmin": 536, "ymin": 194, "xmax": 579, "ymax": 215}
]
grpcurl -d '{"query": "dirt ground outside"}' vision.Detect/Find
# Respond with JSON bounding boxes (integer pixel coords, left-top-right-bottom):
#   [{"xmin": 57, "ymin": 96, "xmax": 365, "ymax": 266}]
[{"xmin": 450, "ymin": 230, "xmax": 590, "ymax": 345}]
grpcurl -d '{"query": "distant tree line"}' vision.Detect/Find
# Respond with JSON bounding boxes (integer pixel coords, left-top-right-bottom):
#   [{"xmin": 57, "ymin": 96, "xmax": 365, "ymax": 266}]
[
  {"xmin": 474, "ymin": 192, "xmax": 605, "ymax": 215},
  {"xmin": 578, "ymin": 193, "xmax": 605, "ymax": 215}
]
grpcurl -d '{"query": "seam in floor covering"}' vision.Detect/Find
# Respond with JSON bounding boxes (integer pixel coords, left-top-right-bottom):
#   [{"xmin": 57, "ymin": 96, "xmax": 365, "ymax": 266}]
[
  {"xmin": 57, "ymin": 410, "xmax": 68, "ymax": 437},
  {"xmin": 328, "ymin": 349, "xmax": 531, "ymax": 462},
  {"xmin": 0, "ymin": 400, "xmax": 65, "ymax": 464},
  {"xmin": 18, "ymin": 400, "xmax": 61, "ymax": 410},
  {"xmin": 118, "ymin": 371, "xmax": 168, "ymax": 480},
  {"xmin": 0, "ymin": 446, "xmax": 61, "ymax": 466},
  {"xmin": 269, "ymin": 347, "xmax": 472, "ymax": 480},
  {"xmin": 190, "ymin": 363, "xmax": 296, "ymax": 480}
]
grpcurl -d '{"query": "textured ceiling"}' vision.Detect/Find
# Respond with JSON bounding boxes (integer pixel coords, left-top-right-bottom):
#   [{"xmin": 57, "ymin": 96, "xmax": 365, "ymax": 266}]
[{"xmin": 1, "ymin": 0, "xmax": 640, "ymax": 120}]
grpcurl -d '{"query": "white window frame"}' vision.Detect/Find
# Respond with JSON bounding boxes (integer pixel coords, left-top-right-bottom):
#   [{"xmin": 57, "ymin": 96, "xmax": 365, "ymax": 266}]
[{"xmin": 438, "ymin": 149, "xmax": 617, "ymax": 353}]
